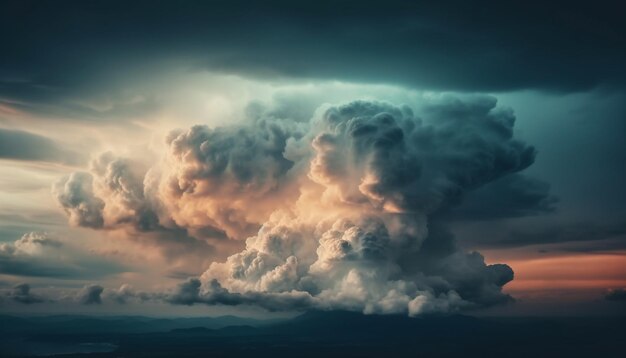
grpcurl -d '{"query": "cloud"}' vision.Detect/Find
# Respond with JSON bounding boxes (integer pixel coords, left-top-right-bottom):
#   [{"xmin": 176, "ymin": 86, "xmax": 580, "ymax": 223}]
[
  {"xmin": 0, "ymin": 128, "xmax": 84, "ymax": 165},
  {"xmin": 52, "ymin": 95, "xmax": 545, "ymax": 314},
  {"xmin": 307, "ymin": 97, "xmax": 535, "ymax": 214},
  {"xmin": 106, "ymin": 284, "xmax": 153, "ymax": 304},
  {"xmin": 0, "ymin": 0, "xmax": 623, "ymax": 113},
  {"xmin": 77, "ymin": 284, "xmax": 104, "ymax": 305},
  {"xmin": 0, "ymin": 232, "xmax": 70, "ymax": 277},
  {"xmin": 5, "ymin": 283, "xmax": 45, "ymax": 304},
  {"xmin": 52, "ymin": 152, "xmax": 237, "ymax": 268},
  {"xmin": 156, "ymin": 96, "xmax": 531, "ymax": 314},
  {"xmin": 153, "ymin": 118, "xmax": 304, "ymax": 239},
  {"xmin": 0, "ymin": 231, "xmax": 124, "ymax": 279},
  {"xmin": 52, "ymin": 172, "xmax": 105, "ymax": 228},
  {"xmin": 503, "ymin": 222, "xmax": 626, "ymax": 249},
  {"xmin": 605, "ymin": 288, "xmax": 626, "ymax": 302},
  {"xmin": 165, "ymin": 278, "xmax": 315, "ymax": 312},
  {"xmin": 445, "ymin": 174, "xmax": 557, "ymax": 221}
]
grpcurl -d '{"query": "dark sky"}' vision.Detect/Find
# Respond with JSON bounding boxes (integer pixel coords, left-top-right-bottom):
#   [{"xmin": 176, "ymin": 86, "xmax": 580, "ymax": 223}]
[{"xmin": 0, "ymin": 0, "xmax": 625, "ymax": 317}]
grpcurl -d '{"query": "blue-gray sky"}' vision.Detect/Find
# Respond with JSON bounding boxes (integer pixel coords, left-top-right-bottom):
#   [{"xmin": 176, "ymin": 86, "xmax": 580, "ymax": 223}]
[{"xmin": 0, "ymin": 0, "xmax": 624, "ymax": 317}]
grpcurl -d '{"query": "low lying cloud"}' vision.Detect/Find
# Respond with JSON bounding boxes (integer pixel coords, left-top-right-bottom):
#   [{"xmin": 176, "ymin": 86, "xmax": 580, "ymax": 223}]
[
  {"xmin": 52, "ymin": 95, "xmax": 549, "ymax": 314},
  {"xmin": 0, "ymin": 231, "xmax": 125, "ymax": 279},
  {"xmin": 5, "ymin": 283, "xmax": 45, "ymax": 304},
  {"xmin": 605, "ymin": 288, "xmax": 626, "ymax": 302},
  {"xmin": 0, "ymin": 232, "xmax": 69, "ymax": 277},
  {"xmin": 77, "ymin": 284, "xmax": 104, "ymax": 305}
]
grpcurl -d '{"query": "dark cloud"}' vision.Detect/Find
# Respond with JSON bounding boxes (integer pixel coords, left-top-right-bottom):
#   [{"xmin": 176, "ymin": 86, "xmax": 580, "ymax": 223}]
[
  {"xmin": 453, "ymin": 218, "xmax": 626, "ymax": 250},
  {"xmin": 166, "ymin": 278, "xmax": 315, "ymax": 312},
  {"xmin": 77, "ymin": 284, "xmax": 104, "ymax": 305},
  {"xmin": 0, "ymin": 256, "xmax": 74, "ymax": 278},
  {"xmin": 0, "ymin": 128, "xmax": 84, "ymax": 165},
  {"xmin": 310, "ymin": 97, "xmax": 535, "ymax": 214},
  {"xmin": 504, "ymin": 222, "xmax": 626, "ymax": 249},
  {"xmin": 6, "ymin": 283, "xmax": 45, "ymax": 304},
  {"xmin": 445, "ymin": 174, "xmax": 557, "ymax": 221},
  {"xmin": 605, "ymin": 288, "xmax": 626, "ymax": 302},
  {"xmin": 0, "ymin": 0, "xmax": 623, "ymax": 115}
]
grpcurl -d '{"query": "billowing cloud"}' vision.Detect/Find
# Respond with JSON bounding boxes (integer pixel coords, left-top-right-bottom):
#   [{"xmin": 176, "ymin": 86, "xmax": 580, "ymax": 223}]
[
  {"xmin": 308, "ymin": 97, "xmax": 535, "ymax": 214},
  {"xmin": 152, "ymin": 118, "xmax": 304, "ymax": 239},
  {"xmin": 77, "ymin": 284, "xmax": 104, "ymax": 305},
  {"xmin": 52, "ymin": 152, "xmax": 237, "ymax": 268},
  {"xmin": 52, "ymin": 95, "xmax": 545, "ymax": 314},
  {"xmin": 52, "ymin": 172, "xmax": 105, "ymax": 228}
]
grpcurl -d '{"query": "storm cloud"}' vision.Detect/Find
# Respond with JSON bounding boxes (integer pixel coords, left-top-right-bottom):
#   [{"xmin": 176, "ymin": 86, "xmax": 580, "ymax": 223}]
[
  {"xmin": 1, "ymin": 0, "xmax": 624, "ymax": 121},
  {"xmin": 445, "ymin": 174, "xmax": 557, "ymax": 221},
  {"xmin": 50, "ymin": 95, "xmax": 548, "ymax": 314},
  {"xmin": 50, "ymin": 93, "xmax": 558, "ymax": 314}
]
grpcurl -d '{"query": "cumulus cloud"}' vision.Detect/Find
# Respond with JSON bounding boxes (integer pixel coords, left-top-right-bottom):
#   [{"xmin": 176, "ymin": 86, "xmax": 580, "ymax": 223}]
[
  {"xmin": 308, "ymin": 97, "xmax": 535, "ymax": 214},
  {"xmin": 0, "ymin": 231, "xmax": 62, "ymax": 255},
  {"xmin": 52, "ymin": 172, "xmax": 105, "ymax": 228},
  {"xmin": 499, "ymin": 221, "xmax": 626, "ymax": 249},
  {"xmin": 52, "ymin": 152, "xmax": 227, "ymax": 269},
  {"xmin": 77, "ymin": 284, "xmax": 104, "ymax": 305},
  {"xmin": 105, "ymin": 284, "xmax": 154, "ymax": 304},
  {"xmin": 53, "ymin": 95, "xmax": 545, "ymax": 314},
  {"xmin": 165, "ymin": 278, "xmax": 314, "ymax": 311},
  {"xmin": 152, "ymin": 118, "xmax": 304, "ymax": 239},
  {"xmin": 52, "ymin": 153, "xmax": 164, "ymax": 231},
  {"xmin": 5, "ymin": 283, "xmax": 45, "ymax": 304}
]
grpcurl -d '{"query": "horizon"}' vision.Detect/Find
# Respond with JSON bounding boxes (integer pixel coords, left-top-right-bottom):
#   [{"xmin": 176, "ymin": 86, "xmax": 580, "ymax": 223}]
[{"xmin": 1, "ymin": 0, "xmax": 625, "ymax": 356}]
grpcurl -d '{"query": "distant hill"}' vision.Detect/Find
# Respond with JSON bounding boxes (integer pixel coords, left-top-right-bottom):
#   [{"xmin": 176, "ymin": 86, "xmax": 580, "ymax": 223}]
[
  {"xmin": 1, "ymin": 312, "xmax": 624, "ymax": 357},
  {"xmin": 0, "ymin": 314, "xmax": 279, "ymax": 334}
]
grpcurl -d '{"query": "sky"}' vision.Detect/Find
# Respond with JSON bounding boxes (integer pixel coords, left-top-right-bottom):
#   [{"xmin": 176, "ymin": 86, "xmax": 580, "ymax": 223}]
[{"xmin": 0, "ymin": 0, "xmax": 625, "ymax": 317}]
